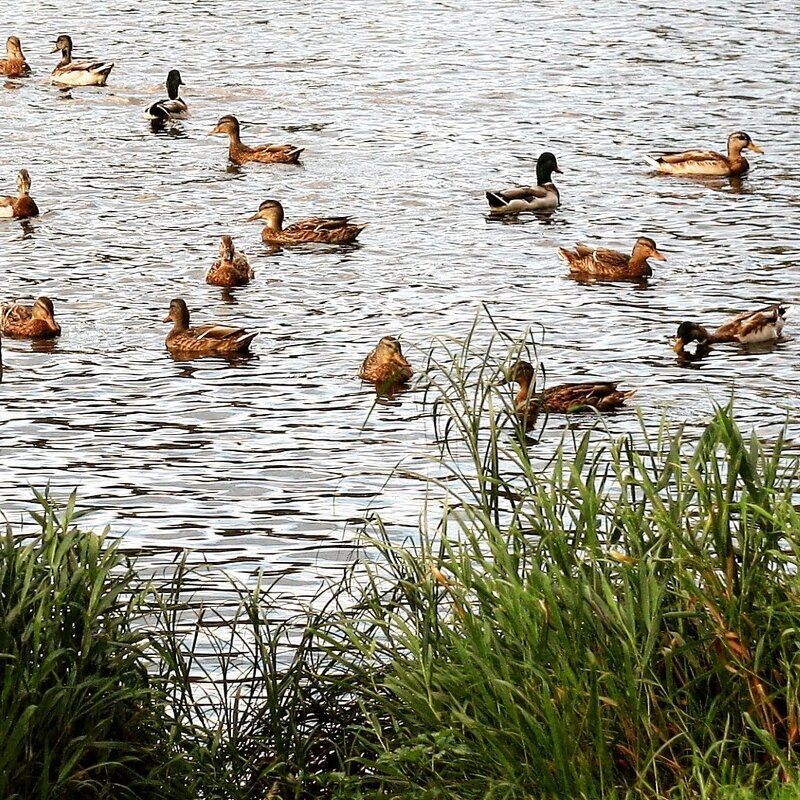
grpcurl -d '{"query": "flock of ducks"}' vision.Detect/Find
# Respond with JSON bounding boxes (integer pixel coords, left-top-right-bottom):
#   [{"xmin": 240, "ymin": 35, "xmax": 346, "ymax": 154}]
[{"xmin": 0, "ymin": 34, "xmax": 789, "ymax": 419}]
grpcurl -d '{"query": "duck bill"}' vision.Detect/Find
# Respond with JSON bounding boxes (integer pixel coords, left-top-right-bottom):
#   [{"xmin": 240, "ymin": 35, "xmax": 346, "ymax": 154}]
[
  {"xmin": 245, "ymin": 213, "xmax": 261, "ymax": 222},
  {"xmin": 208, "ymin": 126, "xmax": 222, "ymax": 136},
  {"xmin": 747, "ymin": 142, "xmax": 764, "ymax": 154},
  {"xmin": 652, "ymin": 249, "xmax": 666, "ymax": 261},
  {"xmin": 673, "ymin": 338, "xmax": 685, "ymax": 353},
  {"xmin": 492, "ymin": 375, "xmax": 510, "ymax": 387},
  {"xmin": 553, "ymin": 167, "xmax": 563, "ymax": 174},
  {"xmin": 50, "ymin": 44, "xmax": 61, "ymax": 53},
  {"xmin": 163, "ymin": 313, "xmax": 173, "ymax": 323}
]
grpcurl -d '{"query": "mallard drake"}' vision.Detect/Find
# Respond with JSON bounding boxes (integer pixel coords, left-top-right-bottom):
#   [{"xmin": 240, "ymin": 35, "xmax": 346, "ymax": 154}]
[
  {"xmin": 145, "ymin": 69, "xmax": 189, "ymax": 123},
  {"xmin": 558, "ymin": 236, "xmax": 665, "ymax": 279},
  {"xmin": 163, "ymin": 298, "xmax": 257, "ymax": 356},
  {"xmin": 248, "ymin": 199, "xmax": 367, "ymax": 245},
  {"xmin": 485, "ymin": 151, "xmax": 561, "ymax": 214},
  {"xmin": 644, "ymin": 131, "xmax": 763, "ymax": 177},
  {"xmin": 0, "ymin": 297, "xmax": 61, "ymax": 339},
  {"xmin": 209, "ymin": 115, "xmax": 303, "ymax": 165},
  {"xmin": 498, "ymin": 361, "xmax": 635, "ymax": 421},
  {"xmin": 359, "ymin": 336, "xmax": 413, "ymax": 389},
  {"xmin": 0, "ymin": 36, "xmax": 31, "ymax": 77},
  {"xmin": 206, "ymin": 235, "xmax": 254, "ymax": 288},
  {"xmin": 50, "ymin": 34, "xmax": 113, "ymax": 86},
  {"xmin": 673, "ymin": 304, "xmax": 788, "ymax": 354},
  {"xmin": 0, "ymin": 170, "xmax": 39, "ymax": 219}
]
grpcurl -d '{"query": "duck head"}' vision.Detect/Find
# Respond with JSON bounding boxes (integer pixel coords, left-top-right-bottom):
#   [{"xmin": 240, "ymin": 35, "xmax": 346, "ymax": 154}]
[
  {"xmin": 728, "ymin": 131, "xmax": 763, "ymax": 156},
  {"xmin": 632, "ymin": 236, "xmax": 665, "ymax": 262},
  {"xmin": 16, "ymin": 169, "xmax": 32, "ymax": 196},
  {"xmin": 673, "ymin": 321, "xmax": 711, "ymax": 353},
  {"xmin": 163, "ymin": 298, "xmax": 190, "ymax": 330},
  {"xmin": 209, "ymin": 114, "xmax": 240, "ymax": 138},
  {"xmin": 51, "ymin": 34, "xmax": 73, "ymax": 55},
  {"xmin": 535, "ymin": 152, "xmax": 562, "ymax": 185},
  {"xmin": 165, "ymin": 69, "xmax": 184, "ymax": 100},
  {"xmin": 247, "ymin": 199, "xmax": 285, "ymax": 230},
  {"xmin": 218, "ymin": 235, "xmax": 235, "ymax": 262}
]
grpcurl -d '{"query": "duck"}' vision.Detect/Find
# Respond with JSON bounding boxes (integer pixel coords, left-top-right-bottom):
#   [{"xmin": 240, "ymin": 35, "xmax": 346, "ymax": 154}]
[
  {"xmin": 163, "ymin": 298, "xmax": 257, "ymax": 356},
  {"xmin": 208, "ymin": 115, "xmax": 303, "ymax": 165},
  {"xmin": 144, "ymin": 69, "xmax": 189, "ymax": 123},
  {"xmin": 558, "ymin": 236, "xmax": 665, "ymax": 279},
  {"xmin": 644, "ymin": 131, "xmax": 763, "ymax": 177},
  {"xmin": 359, "ymin": 336, "xmax": 413, "ymax": 389},
  {"xmin": 0, "ymin": 170, "xmax": 39, "ymax": 219},
  {"xmin": 248, "ymin": 199, "xmax": 367, "ymax": 245},
  {"xmin": 50, "ymin": 34, "xmax": 113, "ymax": 86},
  {"xmin": 485, "ymin": 151, "xmax": 562, "ymax": 214},
  {"xmin": 0, "ymin": 36, "xmax": 31, "ymax": 77},
  {"xmin": 206, "ymin": 236, "xmax": 254, "ymax": 288},
  {"xmin": 498, "ymin": 361, "xmax": 635, "ymax": 422},
  {"xmin": 0, "ymin": 297, "xmax": 61, "ymax": 339},
  {"xmin": 673, "ymin": 304, "xmax": 788, "ymax": 354}
]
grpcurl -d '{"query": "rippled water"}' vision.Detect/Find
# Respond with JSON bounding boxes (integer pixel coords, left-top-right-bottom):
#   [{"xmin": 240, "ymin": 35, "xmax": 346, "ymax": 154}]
[{"xmin": 2, "ymin": 1, "xmax": 799, "ymax": 598}]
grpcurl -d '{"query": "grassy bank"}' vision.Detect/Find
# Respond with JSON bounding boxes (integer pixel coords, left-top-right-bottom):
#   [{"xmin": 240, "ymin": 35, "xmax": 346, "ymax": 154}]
[{"xmin": 2, "ymin": 346, "xmax": 800, "ymax": 798}]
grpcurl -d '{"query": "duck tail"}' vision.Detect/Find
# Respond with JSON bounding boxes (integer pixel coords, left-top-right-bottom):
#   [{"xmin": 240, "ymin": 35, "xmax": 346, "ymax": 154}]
[
  {"xmin": 485, "ymin": 191, "xmax": 506, "ymax": 209},
  {"xmin": 556, "ymin": 247, "xmax": 572, "ymax": 264},
  {"xmin": 643, "ymin": 154, "xmax": 660, "ymax": 169}
]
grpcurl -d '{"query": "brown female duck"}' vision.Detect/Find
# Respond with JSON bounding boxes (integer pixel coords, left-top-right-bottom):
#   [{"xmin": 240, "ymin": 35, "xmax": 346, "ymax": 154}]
[
  {"xmin": 644, "ymin": 131, "xmax": 763, "ymax": 177},
  {"xmin": 163, "ymin": 298, "xmax": 257, "ymax": 356},
  {"xmin": 209, "ymin": 115, "xmax": 303, "ymax": 164},
  {"xmin": 0, "ymin": 36, "xmax": 31, "ymax": 77},
  {"xmin": 558, "ymin": 236, "xmax": 665, "ymax": 279},
  {"xmin": 0, "ymin": 170, "xmax": 39, "ymax": 219},
  {"xmin": 673, "ymin": 304, "xmax": 788, "ymax": 354},
  {"xmin": 359, "ymin": 336, "xmax": 413, "ymax": 388},
  {"xmin": 0, "ymin": 297, "xmax": 61, "ymax": 339},
  {"xmin": 248, "ymin": 199, "xmax": 366, "ymax": 245},
  {"xmin": 498, "ymin": 361, "xmax": 635, "ymax": 422},
  {"xmin": 206, "ymin": 235, "xmax": 254, "ymax": 288}
]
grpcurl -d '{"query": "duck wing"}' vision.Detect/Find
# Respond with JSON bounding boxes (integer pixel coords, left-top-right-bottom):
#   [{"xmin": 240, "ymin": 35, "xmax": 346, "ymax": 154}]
[
  {"xmin": 285, "ymin": 216, "xmax": 353, "ymax": 233},
  {"xmin": 193, "ymin": 324, "xmax": 250, "ymax": 341}
]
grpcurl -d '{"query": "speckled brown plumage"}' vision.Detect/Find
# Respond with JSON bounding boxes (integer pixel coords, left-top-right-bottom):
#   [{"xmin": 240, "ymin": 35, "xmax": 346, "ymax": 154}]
[
  {"xmin": 0, "ymin": 36, "xmax": 30, "ymax": 77},
  {"xmin": 0, "ymin": 170, "xmax": 39, "ymax": 220},
  {"xmin": 209, "ymin": 115, "xmax": 303, "ymax": 165},
  {"xmin": 248, "ymin": 199, "xmax": 366, "ymax": 245},
  {"xmin": 163, "ymin": 298, "xmax": 257, "ymax": 356},
  {"xmin": 499, "ymin": 361, "xmax": 635, "ymax": 422},
  {"xmin": 1, "ymin": 297, "xmax": 61, "ymax": 339},
  {"xmin": 359, "ymin": 336, "xmax": 413, "ymax": 389},
  {"xmin": 206, "ymin": 236, "xmax": 254, "ymax": 288},
  {"xmin": 558, "ymin": 237, "xmax": 665, "ymax": 279}
]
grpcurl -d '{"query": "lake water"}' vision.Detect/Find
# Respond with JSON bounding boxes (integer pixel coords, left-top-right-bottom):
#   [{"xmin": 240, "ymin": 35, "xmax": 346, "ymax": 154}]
[{"xmin": 2, "ymin": 0, "xmax": 799, "ymax": 604}]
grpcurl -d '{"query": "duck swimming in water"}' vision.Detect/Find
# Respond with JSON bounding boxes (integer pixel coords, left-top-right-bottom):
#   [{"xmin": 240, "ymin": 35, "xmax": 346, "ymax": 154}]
[
  {"xmin": 0, "ymin": 36, "xmax": 31, "ymax": 77},
  {"xmin": 558, "ymin": 237, "xmax": 665, "ymax": 279},
  {"xmin": 485, "ymin": 151, "xmax": 561, "ymax": 214},
  {"xmin": 0, "ymin": 297, "xmax": 61, "ymax": 339},
  {"xmin": 248, "ymin": 199, "xmax": 367, "ymax": 245},
  {"xmin": 0, "ymin": 170, "xmax": 39, "ymax": 219},
  {"xmin": 497, "ymin": 360, "xmax": 636, "ymax": 424},
  {"xmin": 163, "ymin": 298, "xmax": 257, "ymax": 356},
  {"xmin": 209, "ymin": 115, "xmax": 303, "ymax": 165},
  {"xmin": 359, "ymin": 336, "xmax": 413, "ymax": 390},
  {"xmin": 50, "ymin": 34, "xmax": 113, "ymax": 86},
  {"xmin": 206, "ymin": 236, "xmax": 254, "ymax": 288},
  {"xmin": 145, "ymin": 69, "xmax": 189, "ymax": 123},
  {"xmin": 644, "ymin": 131, "xmax": 763, "ymax": 177},
  {"xmin": 673, "ymin": 304, "xmax": 788, "ymax": 354}
]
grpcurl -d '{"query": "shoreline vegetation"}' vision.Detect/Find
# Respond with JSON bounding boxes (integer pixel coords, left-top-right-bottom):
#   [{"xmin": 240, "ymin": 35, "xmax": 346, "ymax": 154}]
[{"xmin": 3, "ymin": 341, "xmax": 800, "ymax": 799}]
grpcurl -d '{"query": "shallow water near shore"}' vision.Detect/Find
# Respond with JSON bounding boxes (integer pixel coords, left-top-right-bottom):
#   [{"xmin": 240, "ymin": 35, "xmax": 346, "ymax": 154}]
[{"xmin": 1, "ymin": 0, "xmax": 799, "ymax": 603}]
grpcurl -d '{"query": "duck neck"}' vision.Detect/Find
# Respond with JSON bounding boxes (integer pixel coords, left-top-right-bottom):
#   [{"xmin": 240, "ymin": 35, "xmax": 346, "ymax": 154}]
[
  {"xmin": 58, "ymin": 45, "xmax": 72, "ymax": 67},
  {"xmin": 629, "ymin": 249, "xmax": 650, "ymax": 271},
  {"xmin": 536, "ymin": 164, "xmax": 555, "ymax": 185},
  {"xmin": 515, "ymin": 378, "xmax": 532, "ymax": 409},
  {"xmin": 172, "ymin": 309, "xmax": 190, "ymax": 333}
]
